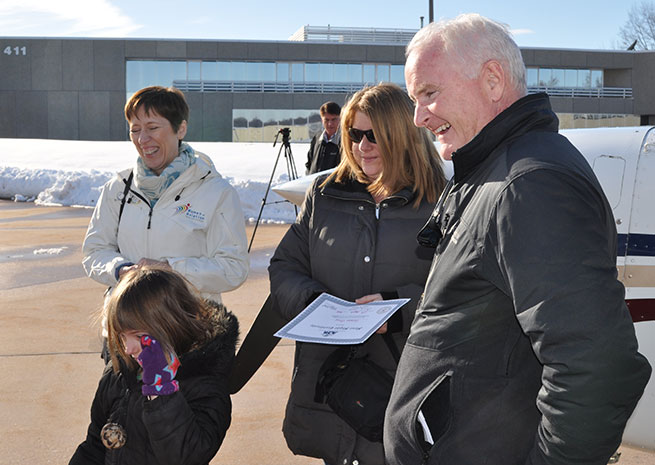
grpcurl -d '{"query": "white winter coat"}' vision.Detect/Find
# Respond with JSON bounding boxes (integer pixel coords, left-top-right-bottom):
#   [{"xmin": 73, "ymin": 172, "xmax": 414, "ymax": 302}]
[{"xmin": 82, "ymin": 153, "xmax": 249, "ymax": 304}]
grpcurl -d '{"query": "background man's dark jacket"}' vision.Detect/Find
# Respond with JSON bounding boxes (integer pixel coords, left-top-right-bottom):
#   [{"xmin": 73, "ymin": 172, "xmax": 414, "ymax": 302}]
[{"xmin": 305, "ymin": 130, "xmax": 341, "ymax": 174}]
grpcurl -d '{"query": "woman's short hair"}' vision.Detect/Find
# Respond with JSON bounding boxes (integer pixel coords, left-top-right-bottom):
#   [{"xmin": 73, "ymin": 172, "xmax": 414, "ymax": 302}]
[
  {"xmin": 124, "ymin": 86, "xmax": 189, "ymax": 132},
  {"xmin": 105, "ymin": 266, "xmax": 209, "ymax": 373},
  {"xmin": 407, "ymin": 13, "xmax": 527, "ymax": 96},
  {"xmin": 328, "ymin": 83, "xmax": 446, "ymax": 206}
]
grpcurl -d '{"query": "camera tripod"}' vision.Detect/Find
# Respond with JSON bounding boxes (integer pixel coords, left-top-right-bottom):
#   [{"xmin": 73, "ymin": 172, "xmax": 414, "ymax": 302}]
[{"xmin": 248, "ymin": 127, "xmax": 299, "ymax": 252}]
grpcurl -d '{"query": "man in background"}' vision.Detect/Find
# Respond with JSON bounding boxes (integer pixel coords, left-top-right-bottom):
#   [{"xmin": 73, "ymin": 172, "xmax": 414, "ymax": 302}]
[
  {"xmin": 384, "ymin": 13, "xmax": 651, "ymax": 465},
  {"xmin": 305, "ymin": 101, "xmax": 341, "ymax": 174}
]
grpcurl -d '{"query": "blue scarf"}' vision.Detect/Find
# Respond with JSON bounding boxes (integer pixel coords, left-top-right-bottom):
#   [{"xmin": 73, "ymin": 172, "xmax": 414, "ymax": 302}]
[{"xmin": 134, "ymin": 142, "xmax": 196, "ymax": 206}]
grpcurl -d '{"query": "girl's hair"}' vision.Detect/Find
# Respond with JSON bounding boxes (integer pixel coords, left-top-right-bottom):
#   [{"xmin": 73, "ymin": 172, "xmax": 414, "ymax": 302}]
[
  {"xmin": 124, "ymin": 86, "xmax": 189, "ymax": 132},
  {"xmin": 326, "ymin": 83, "xmax": 446, "ymax": 206},
  {"xmin": 105, "ymin": 266, "xmax": 210, "ymax": 373}
]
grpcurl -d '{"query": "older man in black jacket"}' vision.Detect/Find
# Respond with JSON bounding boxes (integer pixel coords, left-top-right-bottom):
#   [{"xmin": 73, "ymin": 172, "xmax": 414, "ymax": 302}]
[{"xmin": 384, "ymin": 13, "xmax": 651, "ymax": 465}]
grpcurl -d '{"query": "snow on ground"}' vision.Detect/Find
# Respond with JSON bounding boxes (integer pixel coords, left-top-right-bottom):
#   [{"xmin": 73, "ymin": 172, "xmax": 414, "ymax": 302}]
[{"xmin": 0, "ymin": 138, "xmax": 309, "ymax": 223}]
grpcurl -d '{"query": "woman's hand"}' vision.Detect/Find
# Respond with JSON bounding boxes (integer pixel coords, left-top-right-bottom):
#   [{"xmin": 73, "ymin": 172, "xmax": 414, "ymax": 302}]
[
  {"xmin": 136, "ymin": 258, "xmax": 172, "ymax": 269},
  {"xmin": 355, "ymin": 293, "xmax": 387, "ymax": 334},
  {"xmin": 118, "ymin": 258, "xmax": 171, "ymax": 279},
  {"xmin": 355, "ymin": 293, "xmax": 383, "ymax": 304}
]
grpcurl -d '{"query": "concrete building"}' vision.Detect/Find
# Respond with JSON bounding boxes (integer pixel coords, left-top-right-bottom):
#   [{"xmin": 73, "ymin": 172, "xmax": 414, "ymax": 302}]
[{"xmin": 1, "ymin": 25, "xmax": 654, "ymax": 142}]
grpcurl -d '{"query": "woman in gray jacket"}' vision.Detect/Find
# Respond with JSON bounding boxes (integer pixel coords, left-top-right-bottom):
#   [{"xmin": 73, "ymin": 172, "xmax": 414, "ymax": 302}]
[{"xmin": 269, "ymin": 83, "xmax": 446, "ymax": 465}]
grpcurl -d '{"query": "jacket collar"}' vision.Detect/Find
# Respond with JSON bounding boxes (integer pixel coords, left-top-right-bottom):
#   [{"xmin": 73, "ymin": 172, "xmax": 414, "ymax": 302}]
[
  {"xmin": 322, "ymin": 128, "xmax": 341, "ymax": 145},
  {"xmin": 451, "ymin": 93, "xmax": 558, "ymax": 182},
  {"xmin": 178, "ymin": 301, "xmax": 238, "ymax": 378},
  {"xmin": 319, "ymin": 174, "xmax": 415, "ymax": 205}
]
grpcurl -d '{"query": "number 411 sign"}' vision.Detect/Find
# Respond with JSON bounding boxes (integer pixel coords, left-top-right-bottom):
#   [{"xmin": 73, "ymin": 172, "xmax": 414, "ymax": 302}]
[{"xmin": 4, "ymin": 46, "xmax": 27, "ymax": 56}]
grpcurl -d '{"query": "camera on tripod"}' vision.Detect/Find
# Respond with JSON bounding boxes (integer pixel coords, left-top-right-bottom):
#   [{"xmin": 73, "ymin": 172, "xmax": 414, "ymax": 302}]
[
  {"xmin": 274, "ymin": 127, "xmax": 291, "ymax": 147},
  {"xmin": 249, "ymin": 126, "xmax": 299, "ymax": 252}
]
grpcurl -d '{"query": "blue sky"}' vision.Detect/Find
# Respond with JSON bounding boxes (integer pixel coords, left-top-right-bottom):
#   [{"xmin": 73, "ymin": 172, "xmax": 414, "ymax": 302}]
[{"xmin": 0, "ymin": 0, "xmax": 637, "ymax": 50}]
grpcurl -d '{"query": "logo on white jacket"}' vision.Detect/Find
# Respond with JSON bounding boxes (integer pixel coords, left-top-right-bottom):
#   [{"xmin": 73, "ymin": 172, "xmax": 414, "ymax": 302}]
[{"xmin": 175, "ymin": 203, "xmax": 206, "ymax": 223}]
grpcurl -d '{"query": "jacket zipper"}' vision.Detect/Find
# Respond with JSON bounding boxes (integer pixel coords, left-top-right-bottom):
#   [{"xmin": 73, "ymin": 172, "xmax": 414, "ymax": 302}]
[
  {"xmin": 124, "ymin": 169, "xmax": 210, "ymax": 231},
  {"xmin": 124, "ymin": 189, "xmax": 153, "ymax": 230}
]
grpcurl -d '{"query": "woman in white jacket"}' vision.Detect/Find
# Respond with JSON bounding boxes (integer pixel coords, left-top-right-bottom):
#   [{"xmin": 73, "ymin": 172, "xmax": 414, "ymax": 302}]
[{"xmin": 83, "ymin": 86, "xmax": 249, "ymax": 317}]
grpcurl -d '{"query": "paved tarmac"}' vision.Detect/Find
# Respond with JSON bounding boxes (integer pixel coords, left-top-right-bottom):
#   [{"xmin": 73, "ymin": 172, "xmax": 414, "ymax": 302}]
[{"xmin": 0, "ymin": 200, "xmax": 653, "ymax": 464}]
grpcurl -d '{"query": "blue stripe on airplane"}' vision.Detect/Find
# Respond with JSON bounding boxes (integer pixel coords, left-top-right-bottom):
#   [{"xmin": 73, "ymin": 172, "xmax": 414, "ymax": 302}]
[{"xmin": 618, "ymin": 233, "xmax": 655, "ymax": 257}]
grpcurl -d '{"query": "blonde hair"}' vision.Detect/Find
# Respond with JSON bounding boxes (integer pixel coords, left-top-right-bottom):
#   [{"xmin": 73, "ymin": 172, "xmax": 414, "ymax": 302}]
[
  {"xmin": 326, "ymin": 83, "xmax": 445, "ymax": 206},
  {"xmin": 105, "ymin": 266, "xmax": 210, "ymax": 373}
]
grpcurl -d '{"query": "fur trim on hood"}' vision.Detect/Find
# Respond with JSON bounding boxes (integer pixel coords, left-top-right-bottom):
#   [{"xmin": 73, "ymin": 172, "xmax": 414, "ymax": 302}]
[{"xmin": 177, "ymin": 301, "xmax": 239, "ymax": 379}]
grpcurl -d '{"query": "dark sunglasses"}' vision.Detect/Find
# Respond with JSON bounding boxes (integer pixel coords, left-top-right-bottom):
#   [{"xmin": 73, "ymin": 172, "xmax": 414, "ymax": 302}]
[{"xmin": 348, "ymin": 127, "xmax": 377, "ymax": 144}]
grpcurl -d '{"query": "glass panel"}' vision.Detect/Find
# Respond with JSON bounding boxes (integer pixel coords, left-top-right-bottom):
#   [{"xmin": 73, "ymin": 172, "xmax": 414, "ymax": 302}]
[
  {"xmin": 390, "ymin": 65, "xmax": 405, "ymax": 84},
  {"xmin": 249, "ymin": 116, "xmax": 263, "ymax": 128},
  {"xmin": 551, "ymin": 69, "xmax": 564, "ymax": 87},
  {"xmin": 233, "ymin": 116, "xmax": 248, "ymax": 128},
  {"xmin": 319, "ymin": 63, "xmax": 333, "ymax": 82},
  {"xmin": 277, "ymin": 63, "xmax": 289, "ymax": 82},
  {"xmin": 564, "ymin": 69, "xmax": 577, "ymax": 87},
  {"xmin": 155, "ymin": 62, "xmax": 172, "ymax": 85},
  {"xmin": 538, "ymin": 68, "xmax": 552, "ymax": 86},
  {"xmin": 232, "ymin": 62, "xmax": 246, "ymax": 81},
  {"xmin": 261, "ymin": 62, "xmax": 276, "ymax": 81},
  {"xmin": 246, "ymin": 62, "xmax": 260, "ymax": 81},
  {"xmin": 526, "ymin": 67, "xmax": 538, "ymax": 87},
  {"xmin": 188, "ymin": 61, "xmax": 201, "ymax": 80},
  {"xmin": 217, "ymin": 62, "xmax": 231, "ymax": 80},
  {"xmin": 203, "ymin": 61, "xmax": 219, "ymax": 81},
  {"xmin": 170, "ymin": 61, "xmax": 186, "ymax": 82},
  {"xmin": 347, "ymin": 63, "xmax": 362, "ymax": 83},
  {"xmin": 306, "ymin": 63, "xmax": 320, "ymax": 82},
  {"xmin": 334, "ymin": 64, "xmax": 348, "ymax": 82},
  {"xmin": 363, "ymin": 64, "xmax": 376, "ymax": 85},
  {"xmin": 232, "ymin": 109, "xmax": 317, "ymax": 142},
  {"xmin": 291, "ymin": 63, "xmax": 304, "ymax": 82},
  {"xmin": 578, "ymin": 69, "xmax": 591, "ymax": 87},
  {"xmin": 377, "ymin": 64, "xmax": 390, "ymax": 82},
  {"xmin": 126, "ymin": 61, "xmax": 148, "ymax": 93},
  {"xmin": 591, "ymin": 70, "xmax": 603, "ymax": 87}
]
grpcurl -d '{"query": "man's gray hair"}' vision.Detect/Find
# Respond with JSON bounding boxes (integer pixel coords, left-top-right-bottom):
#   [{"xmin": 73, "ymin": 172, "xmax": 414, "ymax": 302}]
[{"xmin": 406, "ymin": 13, "xmax": 527, "ymax": 96}]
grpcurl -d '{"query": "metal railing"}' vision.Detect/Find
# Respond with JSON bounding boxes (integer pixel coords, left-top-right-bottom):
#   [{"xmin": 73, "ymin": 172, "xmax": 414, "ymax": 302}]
[
  {"xmin": 173, "ymin": 79, "xmax": 634, "ymax": 99},
  {"xmin": 528, "ymin": 86, "xmax": 633, "ymax": 98},
  {"xmin": 173, "ymin": 80, "xmax": 390, "ymax": 94},
  {"xmin": 288, "ymin": 25, "xmax": 417, "ymax": 45}
]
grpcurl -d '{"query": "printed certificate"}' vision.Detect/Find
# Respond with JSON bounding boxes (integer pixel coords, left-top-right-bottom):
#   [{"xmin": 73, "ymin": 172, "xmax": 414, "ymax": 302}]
[{"xmin": 274, "ymin": 293, "xmax": 410, "ymax": 344}]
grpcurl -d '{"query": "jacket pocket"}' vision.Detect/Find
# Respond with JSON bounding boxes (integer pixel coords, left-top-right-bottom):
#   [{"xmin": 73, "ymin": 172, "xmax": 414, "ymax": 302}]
[{"xmin": 413, "ymin": 371, "xmax": 453, "ymax": 456}]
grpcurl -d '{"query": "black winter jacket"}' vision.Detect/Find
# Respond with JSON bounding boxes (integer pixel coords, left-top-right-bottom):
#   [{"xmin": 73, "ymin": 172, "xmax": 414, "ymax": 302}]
[
  {"xmin": 384, "ymin": 93, "xmax": 651, "ymax": 465},
  {"xmin": 269, "ymin": 174, "xmax": 438, "ymax": 465},
  {"xmin": 305, "ymin": 130, "xmax": 341, "ymax": 174},
  {"xmin": 69, "ymin": 302, "xmax": 238, "ymax": 465}
]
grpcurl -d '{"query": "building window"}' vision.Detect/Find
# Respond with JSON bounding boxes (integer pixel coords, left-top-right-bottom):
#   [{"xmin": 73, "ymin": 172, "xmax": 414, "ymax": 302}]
[
  {"xmin": 232, "ymin": 109, "xmax": 321, "ymax": 143},
  {"xmin": 557, "ymin": 113, "xmax": 640, "ymax": 129},
  {"xmin": 126, "ymin": 59, "xmax": 408, "ymax": 96},
  {"xmin": 526, "ymin": 66, "xmax": 604, "ymax": 89}
]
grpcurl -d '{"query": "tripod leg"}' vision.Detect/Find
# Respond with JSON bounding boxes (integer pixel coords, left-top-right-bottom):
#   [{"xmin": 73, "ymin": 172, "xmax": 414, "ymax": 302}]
[
  {"xmin": 248, "ymin": 142, "xmax": 285, "ymax": 252},
  {"xmin": 283, "ymin": 143, "xmax": 299, "ymax": 216}
]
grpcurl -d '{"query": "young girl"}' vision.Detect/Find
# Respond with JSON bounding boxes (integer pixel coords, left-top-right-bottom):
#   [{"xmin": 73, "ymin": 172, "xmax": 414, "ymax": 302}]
[{"xmin": 69, "ymin": 266, "xmax": 238, "ymax": 464}]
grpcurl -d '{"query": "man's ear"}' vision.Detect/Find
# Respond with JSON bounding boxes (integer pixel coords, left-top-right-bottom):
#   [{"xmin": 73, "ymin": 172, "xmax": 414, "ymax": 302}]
[
  {"xmin": 177, "ymin": 120, "xmax": 188, "ymax": 140},
  {"xmin": 481, "ymin": 60, "xmax": 506, "ymax": 102}
]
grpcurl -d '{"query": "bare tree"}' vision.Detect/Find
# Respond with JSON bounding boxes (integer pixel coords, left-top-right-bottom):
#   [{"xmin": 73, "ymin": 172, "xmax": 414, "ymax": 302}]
[{"xmin": 619, "ymin": 1, "xmax": 655, "ymax": 50}]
